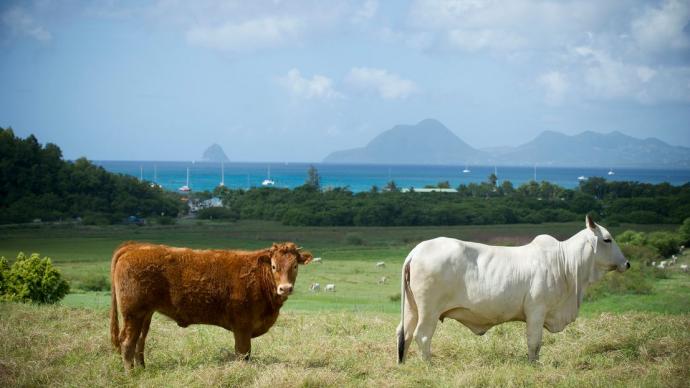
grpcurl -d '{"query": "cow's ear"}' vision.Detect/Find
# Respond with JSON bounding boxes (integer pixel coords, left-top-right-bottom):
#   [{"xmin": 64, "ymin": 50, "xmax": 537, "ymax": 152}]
[
  {"xmin": 297, "ymin": 251, "xmax": 313, "ymax": 265},
  {"xmin": 258, "ymin": 252, "xmax": 271, "ymax": 264},
  {"xmin": 585, "ymin": 214, "xmax": 597, "ymax": 230}
]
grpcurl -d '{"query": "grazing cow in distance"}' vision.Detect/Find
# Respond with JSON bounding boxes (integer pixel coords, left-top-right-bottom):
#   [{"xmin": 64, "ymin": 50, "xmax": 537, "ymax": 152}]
[
  {"xmin": 680, "ymin": 264, "xmax": 688, "ymax": 273},
  {"xmin": 378, "ymin": 276, "xmax": 388, "ymax": 285},
  {"xmin": 325, "ymin": 284, "xmax": 336, "ymax": 292},
  {"xmin": 313, "ymin": 257, "xmax": 323, "ymax": 263},
  {"xmin": 309, "ymin": 283, "xmax": 321, "ymax": 292},
  {"xmin": 376, "ymin": 261, "xmax": 386, "ymax": 268},
  {"xmin": 397, "ymin": 215, "xmax": 629, "ymax": 363},
  {"xmin": 110, "ymin": 241, "xmax": 312, "ymax": 370}
]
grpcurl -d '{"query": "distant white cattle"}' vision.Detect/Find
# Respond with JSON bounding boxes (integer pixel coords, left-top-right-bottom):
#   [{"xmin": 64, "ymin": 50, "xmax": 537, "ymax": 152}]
[
  {"xmin": 325, "ymin": 284, "xmax": 336, "ymax": 292},
  {"xmin": 376, "ymin": 261, "xmax": 386, "ymax": 268},
  {"xmin": 378, "ymin": 276, "xmax": 388, "ymax": 285},
  {"xmin": 680, "ymin": 264, "xmax": 688, "ymax": 273},
  {"xmin": 309, "ymin": 283, "xmax": 321, "ymax": 292},
  {"xmin": 397, "ymin": 215, "xmax": 629, "ymax": 363},
  {"xmin": 671, "ymin": 255, "xmax": 677, "ymax": 264},
  {"xmin": 312, "ymin": 257, "xmax": 323, "ymax": 264}
]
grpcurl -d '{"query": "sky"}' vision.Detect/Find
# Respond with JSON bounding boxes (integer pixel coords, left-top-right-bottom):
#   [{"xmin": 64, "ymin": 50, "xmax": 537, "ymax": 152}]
[{"xmin": 1, "ymin": 0, "xmax": 689, "ymax": 162}]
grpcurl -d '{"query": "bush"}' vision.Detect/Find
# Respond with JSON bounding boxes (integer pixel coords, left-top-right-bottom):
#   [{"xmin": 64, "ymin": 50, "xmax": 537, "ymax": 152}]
[
  {"xmin": 78, "ymin": 275, "xmax": 109, "ymax": 291},
  {"xmin": 680, "ymin": 217, "xmax": 690, "ymax": 245},
  {"xmin": 196, "ymin": 207, "xmax": 238, "ymax": 221},
  {"xmin": 617, "ymin": 230, "xmax": 648, "ymax": 246},
  {"xmin": 647, "ymin": 231, "xmax": 681, "ymax": 257},
  {"xmin": 152, "ymin": 216, "xmax": 177, "ymax": 225},
  {"xmin": 1, "ymin": 253, "xmax": 70, "ymax": 304},
  {"xmin": 585, "ymin": 267, "xmax": 652, "ymax": 302},
  {"xmin": 344, "ymin": 232, "xmax": 365, "ymax": 245}
]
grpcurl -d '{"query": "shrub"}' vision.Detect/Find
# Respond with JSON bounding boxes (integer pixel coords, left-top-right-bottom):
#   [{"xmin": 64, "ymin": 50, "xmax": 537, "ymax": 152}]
[
  {"xmin": 389, "ymin": 292, "xmax": 401, "ymax": 302},
  {"xmin": 585, "ymin": 267, "xmax": 652, "ymax": 302},
  {"xmin": 647, "ymin": 231, "xmax": 681, "ymax": 257},
  {"xmin": 153, "ymin": 216, "xmax": 177, "ymax": 225},
  {"xmin": 78, "ymin": 275, "xmax": 109, "ymax": 291},
  {"xmin": 680, "ymin": 217, "xmax": 690, "ymax": 245},
  {"xmin": 617, "ymin": 230, "xmax": 648, "ymax": 246},
  {"xmin": 196, "ymin": 207, "xmax": 238, "ymax": 221},
  {"xmin": 344, "ymin": 232, "xmax": 365, "ymax": 245},
  {"xmin": 1, "ymin": 253, "xmax": 70, "ymax": 304}
]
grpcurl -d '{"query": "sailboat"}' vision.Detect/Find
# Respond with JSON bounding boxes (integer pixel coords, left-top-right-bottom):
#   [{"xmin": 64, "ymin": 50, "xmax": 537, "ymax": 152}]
[
  {"xmin": 261, "ymin": 165, "xmax": 275, "ymax": 186},
  {"xmin": 578, "ymin": 175, "xmax": 587, "ymax": 181},
  {"xmin": 608, "ymin": 168, "xmax": 615, "ymax": 176},
  {"xmin": 150, "ymin": 165, "xmax": 161, "ymax": 188},
  {"xmin": 462, "ymin": 164, "xmax": 471, "ymax": 173},
  {"xmin": 178, "ymin": 167, "xmax": 191, "ymax": 192},
  {"xmin": 218, "ymin": 161, "xmax": 225, "ymax": 187}
]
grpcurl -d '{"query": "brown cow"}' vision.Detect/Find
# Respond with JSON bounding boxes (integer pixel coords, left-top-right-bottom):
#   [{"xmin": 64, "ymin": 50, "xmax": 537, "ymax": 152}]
[{"xmin": 109, "ymin": 241, "xmax": 312, "ymax": 370}]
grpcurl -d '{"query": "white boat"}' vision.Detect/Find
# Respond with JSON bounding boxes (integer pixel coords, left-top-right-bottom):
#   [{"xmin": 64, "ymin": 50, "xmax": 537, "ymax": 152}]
[
  {"xmin": 150, "ymin": 165, "xmax": 162, "ymax": 188},
  {"xmin": 578, "ymin": 175, "xmax": 587, "ymax": 181},
  {"xmin": 462, "ymin": 164, "xmax": 471, "ymax": 173},
  {"xmin": 608, "ymin": 168, "xmax": 615, "ymax": 176},
  {"xmin": 178, "ymin": 167, "xmax": 191, "ymax": 192},
  {"xmin": 261, "ymin": 165, "xmax": 275, "ymax": 186},
  {"xmin": 219, "ymin": 161, "xmax": 225, "ymax": 187}
]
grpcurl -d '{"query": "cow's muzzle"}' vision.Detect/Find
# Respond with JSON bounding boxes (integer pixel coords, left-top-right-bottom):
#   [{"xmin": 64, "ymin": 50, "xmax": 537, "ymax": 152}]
[
  {"xmin": 617, "ymin": 261, "xmax": 630, "ymax": 273},
  {"xmin": 277, "ymin": 284, "xmax": 293, "ymax": 295}
]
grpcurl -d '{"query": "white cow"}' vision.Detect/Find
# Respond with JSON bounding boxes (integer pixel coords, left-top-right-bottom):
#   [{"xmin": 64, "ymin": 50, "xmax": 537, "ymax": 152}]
[
  {"xmin": 397, "ymin": 215, "xmax": 629, "ymax": 363},
  {"xmin": 376, "ymin": 261, "xmax": 386, "ymax": 268},
  {"xmin": 325, "ymin": 284, "xmax": 336, "ymax": 292},
  {"xmin": 680, "ymin": 264, "xmax": 688, "ymax": 273},
  {"xmin": 309, "ymin": 283, "xmax": 321, "ymax": 292},
  {"xmin": 378, "ymin": 276, "xmax": 388, "ymax": 285},
  {"xmin": 313, "ymin": 257, "xmax": 323, "ymax": 264}
]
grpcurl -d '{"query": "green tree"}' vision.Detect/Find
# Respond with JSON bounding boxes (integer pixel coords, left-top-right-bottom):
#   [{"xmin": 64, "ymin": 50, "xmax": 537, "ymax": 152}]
[
  {"xmin": 488, "ymin": 173, "xmax": 497, "ymax": 187},
  {"xmin": 384, "ymin": 180, "xmax": 399, "ymax": 192},
  {"xmin": 305, "ymin": 165, "xmax": 321, "ymax": 190}
]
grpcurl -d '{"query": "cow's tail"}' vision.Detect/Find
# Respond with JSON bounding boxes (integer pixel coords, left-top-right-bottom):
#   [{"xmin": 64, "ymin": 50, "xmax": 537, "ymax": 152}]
[
  {"xmin": 110, "ymin": 241, "xmax": 135, "ymax": 352},
  {"xmin": 397, "ymin": 251, "xmax": 417, "ymax": 364}
]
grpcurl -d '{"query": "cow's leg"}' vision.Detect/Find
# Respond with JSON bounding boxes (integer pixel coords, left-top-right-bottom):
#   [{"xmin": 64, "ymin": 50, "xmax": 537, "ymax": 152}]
[
  {"xmin": 233, "ymin": 331, "xmax": 252, "ymax": 361},
  {"xmin": 120, "ymin": 314, "xmax": 144, "ymax": 371},
  {"xmin": 413, "ymin": 311, "xmax": 439, "ymax": 362},
  {"xmin": 525, "ymin": 309, "xmax": 545, "ymax": 362},
  {"xmin": 134, "ymin": 312, "xmax": 153, "ymax": 368},
  {"xmin": 396, "ymin": 303, "xmax": 418, "ymax": 363}
]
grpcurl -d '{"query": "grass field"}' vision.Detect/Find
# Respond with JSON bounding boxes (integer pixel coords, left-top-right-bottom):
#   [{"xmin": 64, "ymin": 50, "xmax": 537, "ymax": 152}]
[{"xmin": 1, "ymin": 221, "xmax": 689, "ymax": 386}]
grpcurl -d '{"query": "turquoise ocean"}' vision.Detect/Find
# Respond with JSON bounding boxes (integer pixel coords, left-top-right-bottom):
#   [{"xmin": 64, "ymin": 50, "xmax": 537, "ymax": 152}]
[{"xmin": 95, "ymin": 161, "xmax": 690, "ymax": 193}]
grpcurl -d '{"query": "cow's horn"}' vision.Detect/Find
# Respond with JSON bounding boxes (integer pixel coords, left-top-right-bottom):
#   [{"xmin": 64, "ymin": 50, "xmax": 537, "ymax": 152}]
[{"xmin": 297, "ymin": 246, "xmax": 303, "ymax": 251}]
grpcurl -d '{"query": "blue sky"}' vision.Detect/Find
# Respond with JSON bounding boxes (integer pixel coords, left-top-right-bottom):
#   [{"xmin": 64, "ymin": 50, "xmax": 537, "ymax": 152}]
[{"xmin": 1, "ymin": 0, "xmax": 689, "ymax": 162}]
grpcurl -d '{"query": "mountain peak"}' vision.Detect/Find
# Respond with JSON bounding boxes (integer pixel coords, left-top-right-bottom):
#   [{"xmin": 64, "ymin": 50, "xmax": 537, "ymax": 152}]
[
  {"xmin": 202, "ymin": 143, "xmax": 229, "ymax": 162},
  {"xmin": 323, "ymin": 119, "xmax": 486, "ymax": 165}
]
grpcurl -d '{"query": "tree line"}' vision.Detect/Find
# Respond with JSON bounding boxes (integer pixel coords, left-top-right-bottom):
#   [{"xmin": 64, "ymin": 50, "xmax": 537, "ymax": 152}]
[
  {"xmin": 0, "ymin": 128, "xmax": 182, "ymax": 224},
  {"xmin": 206, "ymin": 168, "xmax": 690, "ymax": 227}
]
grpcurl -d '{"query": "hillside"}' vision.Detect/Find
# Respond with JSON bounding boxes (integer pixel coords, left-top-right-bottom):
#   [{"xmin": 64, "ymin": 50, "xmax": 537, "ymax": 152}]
[
  {"xmin": 324, "ymin": 120, "xmax": 690, "ymax": 167},
  {"xmin": 323, "ymin": 119, "xmax": 487, "ymax": 165},
  {"xmin": 493, "ymin": 130, "xmax": 690, "ymax": 167}
]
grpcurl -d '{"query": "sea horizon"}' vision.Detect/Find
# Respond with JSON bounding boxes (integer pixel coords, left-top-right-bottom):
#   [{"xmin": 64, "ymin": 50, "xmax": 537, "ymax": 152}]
[{"xmin": 93, "ymin": 160, "xmax": 690, "ymax": 194}]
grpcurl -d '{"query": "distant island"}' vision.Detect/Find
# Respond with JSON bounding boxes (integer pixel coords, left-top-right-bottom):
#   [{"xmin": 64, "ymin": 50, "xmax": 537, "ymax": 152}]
[
  {"xmin": 202, "ymin": 144, "xmax": 229, "ymax": 162},
  {"xmin": 323, "ymin": 119, "xmax": 690, "ymax": 168}
]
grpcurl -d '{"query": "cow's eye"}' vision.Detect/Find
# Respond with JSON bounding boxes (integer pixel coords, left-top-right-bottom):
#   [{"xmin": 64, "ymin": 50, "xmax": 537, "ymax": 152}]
[
  {"xmin": 603, "ymin": 238, "xmax": 612, "ymax": 243},
  {"xmin": 271, "ymin": 264, "xmax": 276, "ymax": 271}
]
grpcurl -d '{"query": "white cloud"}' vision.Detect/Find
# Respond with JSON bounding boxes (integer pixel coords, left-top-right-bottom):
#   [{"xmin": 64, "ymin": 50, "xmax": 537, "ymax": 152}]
[
  {"xmin": 279, "ymin": 68, "xmax": 342, "ymax": 99},
  {"xmin": 186, "ymin": 16, "xmax": 302, "ymax": 51},
  {"xmin": 631, "ymin": 0, "xmax": 690, "ymax": 53},
  {"xmin": 345, "ymin": 67, "xmax": 417, "ymax": 99},
  {"xmin": 447, "ymin": 28, "xmax": 525, "ymax": 52},
  {"xmin": 537, "ymin": 71, "xmax": 568, "ymax": 105},
  {"xmin": 1, "ymin": 7, "xmax": 51, "ymax": 42},
  {"xmin": 352, "ymin": 0, "xmax": 378, "ymax": 24}
]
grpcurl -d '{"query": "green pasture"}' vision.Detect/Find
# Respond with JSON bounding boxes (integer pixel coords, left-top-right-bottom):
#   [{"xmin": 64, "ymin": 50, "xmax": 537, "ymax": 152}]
[{"xmin": 1, "ymin": 221, "xmax": 689, "ymax": 386}]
